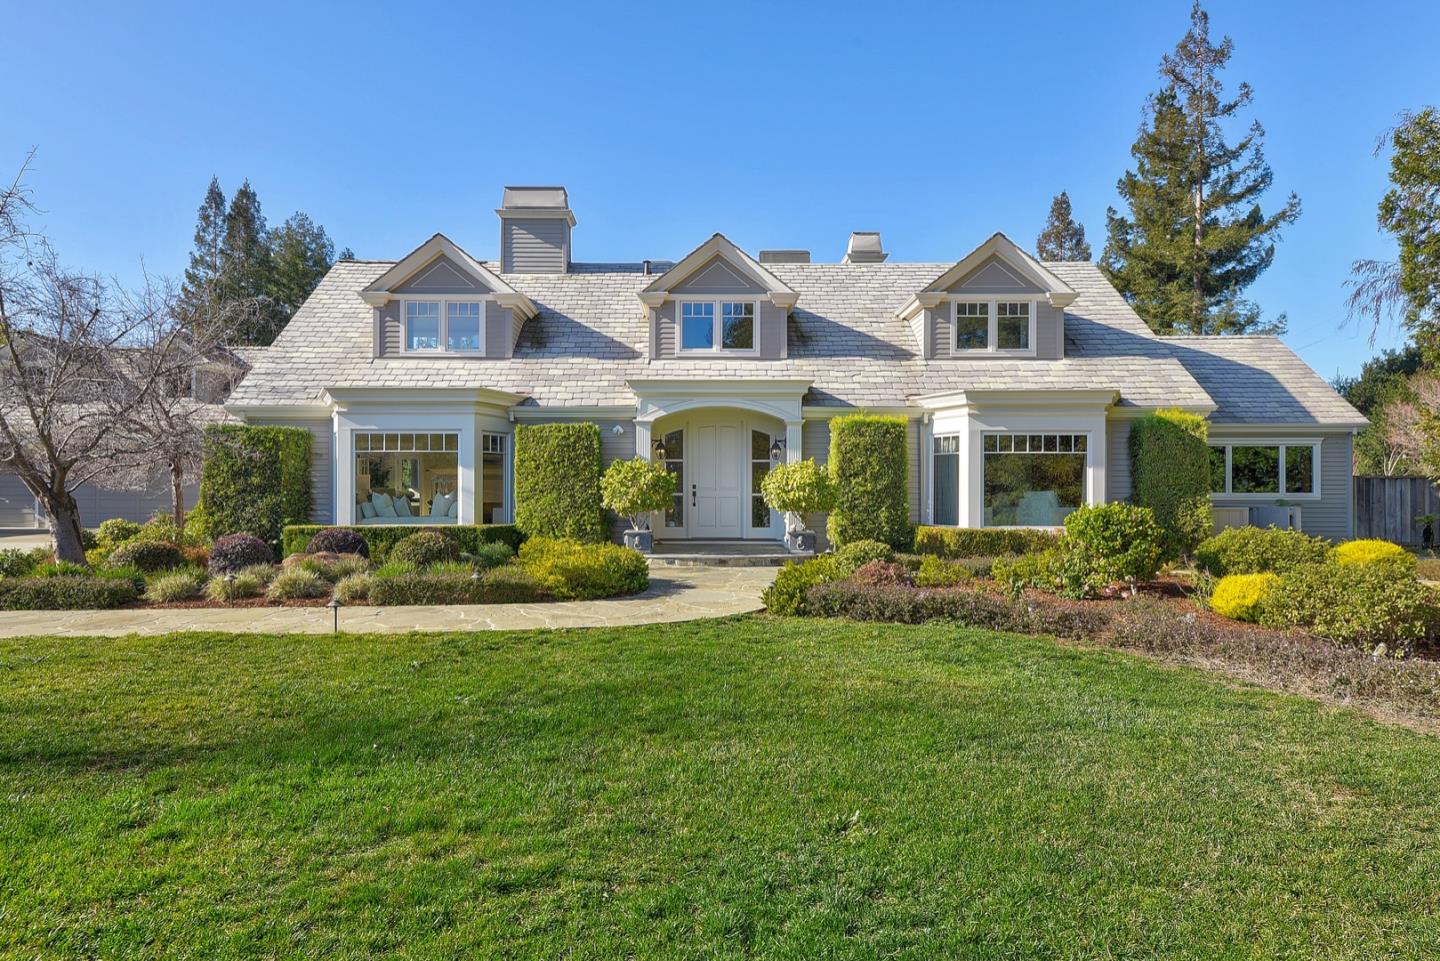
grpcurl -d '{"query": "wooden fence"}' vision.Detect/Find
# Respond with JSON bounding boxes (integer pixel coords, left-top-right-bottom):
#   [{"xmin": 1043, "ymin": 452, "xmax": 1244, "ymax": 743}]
[{"xmin": 1354, "ymin": 475, "xmax": 1440, "ymax": 545}]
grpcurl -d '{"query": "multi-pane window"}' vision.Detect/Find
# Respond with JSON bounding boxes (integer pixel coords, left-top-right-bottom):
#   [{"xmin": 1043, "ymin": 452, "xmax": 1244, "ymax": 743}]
[
  {"xmin": 354, "ymin": 431, "xmax": 461, "ymax": 524},
  {"xmin": 932, "ymin": 435, "xmax": 961, "ymax": 525},
  {"xmin": 954, "ymin": 303, "xmax": 988, "ymax": 350},
  {"xmin": 750, "ymin": 430, "xmax": 773, "ymax": 529},
  {"xmin": 404, "ymin": 300, "xmax": 486, "ymax": 354},
  {"xmin": 658, "ymin": 430, "xmax": 685, "ymax": 527},
  {"xmin": 405, "ymin": 301, "xmax": 441, "ymax": 350},
  {"xmin": 952, "ymin": 299, "xmax": 1036, "ymax": 354},
  {"xmin": 447, "ymin": 302, "xmax": 482, "ymax": 352},
  {"xmin": 996, "ymin": 302, "xmax": 1030, "ymax": 350},
  {"xmin": 982, "ymin": 432, "xmax": 1087, "ymax": 527},
  {"xmin": 1209, "ymin": 443, "xmax": 1317, "ymax": 496},
  {"xmin": 679, "ymin": 301, "xmax": 758, "ymax": 353},
  {"xmin": 480, "ymin": 432, "xmax": 508, "ymax": 523}
]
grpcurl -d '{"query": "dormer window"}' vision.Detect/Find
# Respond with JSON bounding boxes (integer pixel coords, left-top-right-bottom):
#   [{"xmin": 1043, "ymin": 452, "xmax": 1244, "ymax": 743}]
[
  {"xmin": 952, "ymin": 298, "xmax": 1036, "ymax": 356},
  {"xmin": 404, "ymin": 299, "xmax": 486, "ymax": 354},
  {"xmin": 679, "ymin": 299, "xmax": 757, "ymax": 354}
]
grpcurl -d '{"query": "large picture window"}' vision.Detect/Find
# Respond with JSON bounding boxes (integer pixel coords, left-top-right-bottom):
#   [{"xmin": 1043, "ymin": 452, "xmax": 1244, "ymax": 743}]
[
  {"xmin": 679, "ymin": 300, "xmax": 758, "ymax": 353},
  {"xmin": 983, "ymin": 432, "xmax": 1087, "ymax": 527},
  {"xmin": 1209, "ymin": 442, "xmax": 1318, "ymax": 497},
  {"xmin": 404, "ymin": 299, "xmax": 486, "ymax": 354},
  {"xmin": 354, "ymin": 431, "xmax": 461, "ymax": 524}
]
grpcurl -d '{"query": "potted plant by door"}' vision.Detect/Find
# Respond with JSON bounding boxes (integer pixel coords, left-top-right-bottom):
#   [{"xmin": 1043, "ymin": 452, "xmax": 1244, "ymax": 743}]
[
  {"xmin": 760, "ymin": 458, "xmax": 835, "ymax": 553},
  {"xmin": 601, "ymin": 457, "xmax": 679, "ymax": 553}
]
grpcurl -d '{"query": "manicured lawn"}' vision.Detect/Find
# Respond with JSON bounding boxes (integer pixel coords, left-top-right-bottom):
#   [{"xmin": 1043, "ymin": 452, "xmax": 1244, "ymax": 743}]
[{"xmin": 2, "ymin": 618, "xmax": 1439, "ymax": 959}]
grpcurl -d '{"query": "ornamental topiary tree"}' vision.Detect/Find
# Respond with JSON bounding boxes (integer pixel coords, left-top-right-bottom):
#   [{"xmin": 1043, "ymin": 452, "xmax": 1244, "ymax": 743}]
[
  {"xmin": 1129, "ymin": 408, "xmax": 1212, "ymax": 560},
  {"xmin": 761, "ymin": 459, "xmax": 835, "ymax": 534},
  {"xmin": 827, "ymin": 414, "xmax": 912, "ymax": 549},
  {"xmin": 198, "ymin": 425, "xmax": 312, "ymax": 545},
  {"xmin": 513, "ymin": 423, "xmax": 608, "ymax": 542},
  {"xmin": 601, "ymin": 457, "xmax": 677, "ymax": 532}
]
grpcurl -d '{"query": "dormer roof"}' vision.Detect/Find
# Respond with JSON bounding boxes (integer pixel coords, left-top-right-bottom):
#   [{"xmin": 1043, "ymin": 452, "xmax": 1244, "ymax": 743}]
[
  {"xmin": 896, "ymin": 232, "xmax": 1078, "ymax": 321},
  {"xmin": 360, "ymin": 233, "xmax": 537, "ymax": 319},
  {"xmin": 637, "ymin": 233, "xmax": 798, "ymax": 310}
]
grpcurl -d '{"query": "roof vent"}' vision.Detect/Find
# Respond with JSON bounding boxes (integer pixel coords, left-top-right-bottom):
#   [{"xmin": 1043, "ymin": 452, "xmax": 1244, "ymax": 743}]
[
  {"xmin": 497, "ymin": 186, "xmax": 575, "ymax": 273},
  {"xmin": 758, "ymin": 249, "xmax": 810, "ymax": 264},
  {"xmin": 843, "ymin": 231, "xmax": 887, "ymax": 264}
]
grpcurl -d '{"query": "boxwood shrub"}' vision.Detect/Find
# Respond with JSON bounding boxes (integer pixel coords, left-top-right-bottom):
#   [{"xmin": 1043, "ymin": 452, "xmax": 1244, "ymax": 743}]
[
  {"xmin": 368, "ymin": 568, "xmax": 548, "ymax": 606},
  {"xmin": 1194, "ymin": 526, "xmax": 1330, "ymax": 577},
  {"xmin": 106, "ymin": 539, "xmax": 184, "ymax": 573},
  {"xmin": 514, "ymin": 423, "xmax": 607, "ymax": 542},
  {"xmin": 0, "ymin": 575, "xmax": 140, "ymax": 610},
  {"xmin": 827, "ymin": 414, "xmax": 912, "ymax": 550},
  {"xmin": 912, "ymin": 526, "xmax": 1059, "ymax": 558},
  {"xmin": 1129, "ymin": 409, "xmax": 1213, "ymax": 560},
  {"xmin": 198, "ymin": 424, "xmax": 312, "ymax": 544},
  {"xmin": 281, "ymin": 524, "xmax": 523, "ymax": 560},
  {"xmin": 388, "ymin": 530, "xmax": 461, "ymax": 567},
  {"xmin": 762, "ymin": 555, "xmax": 843, "ymax": 616},
  {"xmin": 517, "ymin": 536, "xmax": 648, "ymax": 600}
]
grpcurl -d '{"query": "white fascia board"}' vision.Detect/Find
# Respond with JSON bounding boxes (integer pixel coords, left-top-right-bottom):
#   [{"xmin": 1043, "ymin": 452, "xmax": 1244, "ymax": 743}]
[
  {"xmin": 915, "ymin": 388, "xmax": 1120, "ymax": 412},
  {"xmin": 1205, "ymin": 421, "xmax": 1367, "ymax": 436},
  {"xmin": 627, "ymin": 377, "xmax": 812, "ymax": 399},
  {"xmin": 493, "ymin": 206, "xmax": 577, "ymax": 227},
  {"xmin": 916, "ymin": 232, "xmax": 1077, "ymax": 307},
  {"xmin": 1107, "ymin": 402, "xmax": 1218, "ymax": 420},
  {"xmin": 637, "ymin": 233, "xmax": 797, "ymax": 309},
  {"xmin": 509, "ymin": 405, "xmax": 638, "ymax": 421},
  {"xmin": 323, "ymin": 386, "xmax": 526, "ymax": 411},
  {"xmin": 362, "ymin": 234, "xmax": 530, "ymax": 315},
  {"xmin": 225, "ymin": 402, "xmax": 334, "ymax": 420}
]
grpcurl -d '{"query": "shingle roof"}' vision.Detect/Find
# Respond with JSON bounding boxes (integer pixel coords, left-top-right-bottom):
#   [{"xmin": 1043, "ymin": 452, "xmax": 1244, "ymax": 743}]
[
  {"xmin": 227, "ymin": 257, "xmax": 1362, "ymax": 427},
  {"xmin": 1162, "ymin": 336, "xmax": 1368, "ymax": 427}
]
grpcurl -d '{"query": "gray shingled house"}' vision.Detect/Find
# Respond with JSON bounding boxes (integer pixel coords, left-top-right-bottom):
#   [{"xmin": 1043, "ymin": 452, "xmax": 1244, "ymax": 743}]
[{"xmin": 226, "ymin": 186, "xmax": 1367, "ymax": 546}]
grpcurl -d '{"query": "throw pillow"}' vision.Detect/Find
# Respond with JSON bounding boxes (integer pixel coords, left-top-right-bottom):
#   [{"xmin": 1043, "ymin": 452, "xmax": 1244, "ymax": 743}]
[
  {"xmin": 372, "ymin": 492, "xmax": 397, "ymax": 518},
  {"xmin": 359, "ymin": 501, "xmax": 377, "ymax": 520}
]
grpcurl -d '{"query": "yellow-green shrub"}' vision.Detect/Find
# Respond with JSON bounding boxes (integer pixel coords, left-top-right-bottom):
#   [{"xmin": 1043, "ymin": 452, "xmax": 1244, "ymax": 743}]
[
  {"xmin": 1209, "ymin": 573, "xmax": 1279, "ymax": 623},
  {"xmin": 1331, "ymin": 539, "xmax": 1415, "ymax": 571},
  {"xmin": 517, "ymin": 536, "xmax": 647, "ymax": 599}
]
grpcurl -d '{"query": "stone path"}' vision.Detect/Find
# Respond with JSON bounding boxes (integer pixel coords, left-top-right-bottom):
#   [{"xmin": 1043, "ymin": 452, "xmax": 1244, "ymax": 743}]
[{"xmin": 0, "ymin": 566, "xmax": 777, "ymax": 637}]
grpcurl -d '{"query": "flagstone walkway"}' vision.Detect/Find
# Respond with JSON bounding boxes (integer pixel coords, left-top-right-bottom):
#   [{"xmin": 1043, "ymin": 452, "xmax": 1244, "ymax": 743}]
[{"xmin": 0, "ymin": 566, "xmax": 777, "ymax": 637}]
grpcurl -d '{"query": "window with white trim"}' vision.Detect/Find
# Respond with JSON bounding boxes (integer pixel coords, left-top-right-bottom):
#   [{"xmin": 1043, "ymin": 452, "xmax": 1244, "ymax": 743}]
[
  {"xmin": 1209, "ymin": 443, "xmax": 1318, "ymax": 497},
  {"xmin": 932, "ymin": 435, "xmax": 961, "ymax": 526},
  {"xmin": 354, "ymin": 431, "xmax": 460, "ymax": 524},
  {"xmin": 679, "ymin": 300, "xmax": 757, "ymax": 353},
  {"xmin": 983, "ymin": 432, "xmax": 1087, "ymax": 527},
  {"xmin": 952, "ymin": 298, "xmax": 1037, "ymax": 355},
  {"xmin": 404, "ymin": 300, "xmax": 487, "ymax": 354}
]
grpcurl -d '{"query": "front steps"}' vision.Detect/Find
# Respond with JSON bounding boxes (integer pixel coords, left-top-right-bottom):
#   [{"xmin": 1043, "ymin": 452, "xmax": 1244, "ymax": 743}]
[{"xmin": 648, "ymin": 540, "xmax": 810, "ymax": 568}]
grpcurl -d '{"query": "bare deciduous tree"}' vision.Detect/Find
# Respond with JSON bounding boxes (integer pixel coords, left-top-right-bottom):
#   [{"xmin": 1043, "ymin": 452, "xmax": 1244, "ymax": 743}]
[{"xmin": 0, "ymin": 157, "xmax": 211, "ymax": 561}]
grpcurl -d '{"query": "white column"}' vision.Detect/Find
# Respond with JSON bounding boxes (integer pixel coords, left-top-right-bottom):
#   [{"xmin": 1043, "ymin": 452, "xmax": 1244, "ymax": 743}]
[
  {"xmin": 785, "ymin": 420, "xmax": 802, "ymax": 463},
  {"xmin": 334, "ymin": 415, "xmax": 355, "ymax": 525},
  {"xmin": 636, "ymin": 419, "xmax": 654, "ymax": 462}
]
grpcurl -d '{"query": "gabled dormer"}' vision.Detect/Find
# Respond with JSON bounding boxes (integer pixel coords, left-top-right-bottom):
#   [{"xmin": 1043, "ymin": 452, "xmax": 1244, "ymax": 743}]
[
  {"xmin": 898, "ymin": 232, "xmax": 1077, "ymax": 360},
  {"xmin": 361, "ymin": 234, "xmax": 537, "ymax": 359},
  {"xmin": 638, "ymin": 234, "xmax": 798, "ymax": 361}
]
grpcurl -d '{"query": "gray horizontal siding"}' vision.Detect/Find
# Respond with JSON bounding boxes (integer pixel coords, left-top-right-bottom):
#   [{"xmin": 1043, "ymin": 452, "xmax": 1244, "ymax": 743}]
[
  {"xmin": 1107, "ymin": 418, "xmax": 1132, "ymax": 502},
  {"xmin": 800, "ymin": 416, "xmax": 920, "ymax": 550},
  {"xmin": 653, "ymin": 300, "xmax": 786, "ymax": 360},
  {"xmin": 502, "ymin": 217, "xmax": 568, "ymax": 273},
  {"xmin": 1207, "ymin": 431, "xmax": 1353, "ymax": 542},
  {"xmin": 929, "ymin": 301, "xmax": 1062, "ymax": 360}
]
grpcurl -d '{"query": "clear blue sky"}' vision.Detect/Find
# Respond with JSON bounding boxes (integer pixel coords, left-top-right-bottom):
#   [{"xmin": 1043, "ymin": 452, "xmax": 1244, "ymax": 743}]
[{"xmin": 4, "ymin": 0, "xmax": 1436, "ymax": 379}]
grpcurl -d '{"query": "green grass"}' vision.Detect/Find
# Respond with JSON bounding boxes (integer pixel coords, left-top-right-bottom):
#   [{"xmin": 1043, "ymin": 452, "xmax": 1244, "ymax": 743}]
[{"xmin": 2, "ymin": 617, "xmax": 1439, "ymax": 959}]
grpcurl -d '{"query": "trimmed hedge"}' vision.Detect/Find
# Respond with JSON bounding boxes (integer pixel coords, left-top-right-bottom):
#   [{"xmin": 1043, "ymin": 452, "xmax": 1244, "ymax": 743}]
[
  {"xmin": 281, "ymin": 524, "xmax": 523, "ymax": 560},
  {"xmin": 106, "ymin": 539, "xmax": 184, "ymax": 573},
  {"xmin": 1259, "ymin": 562, "xmax": 1437, "ymax": 649},
  {"xmin": 827, "ymin": 414, "xmax": 912, "ymax": 549},
  {"xmin": 913, "ymin": 526, "xmax": 1059, "ymax": 558},
  {"xmin": 804, "ymin": 580, "xmax": 1110, "ymax": 640},
  {"xmin": 514, "ymin": 423, "xmax": 607, "ymax": 542},
  {"xmin": 199, "ymin": 425, "xmax": 312, "ymax": 545},
  {"xmin": 0, "ymin": 575, "xmax": 140, "ymax": 610},
  {"xmin": 762, "ymin": 555, "xmax": 844, "ymax": 617},
  {"xmin": 388, "ymin": 530, "xmax": 462, "ymax": 567},
  {"xmin": 1129, "ymin": 409, "xmax": 1212, "ymax": 560}
]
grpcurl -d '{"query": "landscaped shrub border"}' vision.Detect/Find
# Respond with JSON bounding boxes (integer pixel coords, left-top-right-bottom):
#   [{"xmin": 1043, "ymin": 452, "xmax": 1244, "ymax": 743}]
[
  {"xmin": 199, "ymin": 425, "xmax": 312, "ymax": 545},
  {"xmin": 513, "ymin": 423, "xmax": 607, "ymax": 542},
  {"xmin": 913, "ymin": 526, "xmax": 1059, "ymax": 559},
  {"xmin": 805, "ymin": 580, "xmax": 1110, "ymax": 640},
  {"xmin": 0, "ymin": 575, "xmax": 140, "ymax": 610},
  {"xmin": 282, "ymin": 524, "xmax": 523, "ymax": 559},
  {"xmin": 827, "ymin": 414, "xmax": 912, "ymax": 550}
]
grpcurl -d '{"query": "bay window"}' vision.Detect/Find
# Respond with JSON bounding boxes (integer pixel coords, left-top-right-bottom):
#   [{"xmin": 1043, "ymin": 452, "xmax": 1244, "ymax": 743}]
[
  {"xmin": 679, "ymin": 300, "xmax": 757, "ymax": 353},
  {"xmin": 355, "ymin": 431, "xmax": 460, "ymax": 524},
  {"xmin": 952, "ymin": 299, "xmax": 1036, "ymax": 355},
  {"xmin": 403, "ymin": 299, "xmax": 487, "ymax": 354},
  {"xmin": 1209, "ymin": 442, "xmax": 1318, "ymax": 497},
  {"xmin": 982, "ymin": 432, "xmax": 1087, "ymax": 527}
]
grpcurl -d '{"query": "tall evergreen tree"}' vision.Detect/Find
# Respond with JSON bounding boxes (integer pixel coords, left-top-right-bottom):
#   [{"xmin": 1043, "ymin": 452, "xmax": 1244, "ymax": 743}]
[
  {"xmin": 1101, "ymin": 2, "xmax": 1300, "ymax": 335},
  {"xmin": 269, "ymin": 212, "xmax": 336, "ymax": 322},
  {"xmin": 220, "ymin": 180, "xmax": 280, "ymax": 344},
  {"xmin": 1035, "ymin": 191, "xmax": 1092, "ymax": 261},
  {"xmin": 1347, "ymin": 107, "xmax": 1440, "ymax": 357},
  {"xmin": 175, "ymin": 177, "xmax": 227, "ymax": 328}
]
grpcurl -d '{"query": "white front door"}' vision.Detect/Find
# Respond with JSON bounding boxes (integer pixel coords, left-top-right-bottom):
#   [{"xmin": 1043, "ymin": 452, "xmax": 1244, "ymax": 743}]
[{"xmin": 688, "ymin": 420, "xmax": 745, "ymax": 538}]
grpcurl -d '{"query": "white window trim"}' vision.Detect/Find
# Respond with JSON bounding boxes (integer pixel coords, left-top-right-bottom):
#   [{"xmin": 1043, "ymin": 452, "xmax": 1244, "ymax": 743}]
[
  {"xmin": 400, "ymin": 295, "xmax": 489, "ymax": 355},
  {"xmin": 479, "ymin": 430, "xmax": 513, "ymax": 524},
  {"xmin": 1209, "ymin": 440, "xmax": 1321, "ymax": 501},
  {"xmin": 950, "ymin": 296, "xmax": 1039, "ymax": 358},
  {"xmin": 675, "ymin": 298, "xmax": 762, "ymax": 356}
]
